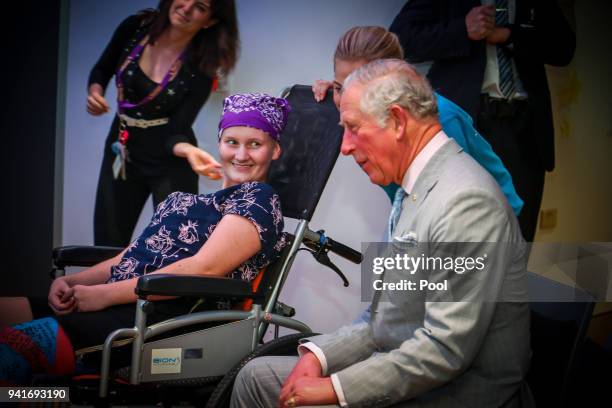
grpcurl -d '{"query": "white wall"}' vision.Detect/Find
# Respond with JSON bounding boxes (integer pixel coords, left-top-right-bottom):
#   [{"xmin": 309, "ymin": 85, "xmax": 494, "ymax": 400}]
[{"xmin": 62, "ymin": 0, "xmax": 406, "ymax": 334}]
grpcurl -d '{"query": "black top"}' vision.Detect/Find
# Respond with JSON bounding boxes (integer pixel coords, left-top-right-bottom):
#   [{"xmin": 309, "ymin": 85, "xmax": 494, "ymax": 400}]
[
  {"xmin": 389, "ymin": 0, "xmax": 576, "ymax": 171},
  {"xmin": 89, "ymin": 14, "xmax": 213, "ymax": 173}
]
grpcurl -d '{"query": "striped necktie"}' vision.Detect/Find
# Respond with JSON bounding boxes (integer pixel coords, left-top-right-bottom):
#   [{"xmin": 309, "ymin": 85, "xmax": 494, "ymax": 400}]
[
  {"xmin": 387, "ymin": 187, "xmax": 407, "ymax": 240},
  {"xmin": 496, "ymin": 0, "xmax": 515, "ymax": 99}
]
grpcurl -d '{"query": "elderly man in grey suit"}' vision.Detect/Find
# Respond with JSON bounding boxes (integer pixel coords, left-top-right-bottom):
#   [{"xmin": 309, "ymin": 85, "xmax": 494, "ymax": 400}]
[{"xmin": 230, "ymin": 59, "xmax": 532, "ymax": 408}]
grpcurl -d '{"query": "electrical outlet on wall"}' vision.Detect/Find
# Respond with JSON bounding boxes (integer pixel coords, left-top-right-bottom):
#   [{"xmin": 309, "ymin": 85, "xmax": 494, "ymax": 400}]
[{"xmin": 539, "ymin": 208, "xmax": 558, "ymax": 230}]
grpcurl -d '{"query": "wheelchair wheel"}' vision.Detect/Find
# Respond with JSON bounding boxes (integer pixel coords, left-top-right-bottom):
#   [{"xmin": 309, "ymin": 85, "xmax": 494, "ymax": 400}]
[{"xmin": 204, "ymin": 332, "xmax": 318, "ymax": 408}]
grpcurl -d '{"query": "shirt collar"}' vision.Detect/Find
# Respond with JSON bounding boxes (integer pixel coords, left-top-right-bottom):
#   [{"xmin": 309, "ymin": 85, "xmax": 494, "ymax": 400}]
[{"xmin": 400, "ymin": 130, "xmax": 449, "ymax": 194}]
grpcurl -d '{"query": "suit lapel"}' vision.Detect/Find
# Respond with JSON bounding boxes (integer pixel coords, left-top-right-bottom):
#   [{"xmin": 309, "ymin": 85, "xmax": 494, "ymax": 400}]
[
  {"xmin": 372, "ymin": 139, "xmax": 464, "ymax": 314},
  {"xmin": 408, "ymin": 138, "xmax": 463, "ymax": 213}
]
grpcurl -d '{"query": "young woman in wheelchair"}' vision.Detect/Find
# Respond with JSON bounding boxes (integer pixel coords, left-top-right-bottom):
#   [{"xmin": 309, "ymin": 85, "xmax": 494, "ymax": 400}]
[{"xmin": 0, "ymin": 93, "xmax": 290, "ymax": 385}]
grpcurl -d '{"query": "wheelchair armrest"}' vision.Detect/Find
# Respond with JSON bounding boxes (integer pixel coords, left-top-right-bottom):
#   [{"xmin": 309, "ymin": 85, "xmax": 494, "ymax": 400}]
[
  {"xmin": 52, "ymin": 245, "xmax": 123, "ymax": 268},
  {"xmin": 135, "ymin": 274, "xmax": 255, "ymax": 299}
]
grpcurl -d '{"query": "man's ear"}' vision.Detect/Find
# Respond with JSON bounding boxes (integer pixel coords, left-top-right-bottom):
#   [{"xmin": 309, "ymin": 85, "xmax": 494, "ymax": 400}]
[{"xmin": 389, "ymin": 104, "xmax": 408, "ymax": 141}]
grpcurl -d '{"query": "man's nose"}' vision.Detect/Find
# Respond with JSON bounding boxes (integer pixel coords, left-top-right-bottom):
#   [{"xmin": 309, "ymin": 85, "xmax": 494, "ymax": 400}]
[{"xmin": 340, "ymin": 129, "xmax": 354, "ymax": 156}]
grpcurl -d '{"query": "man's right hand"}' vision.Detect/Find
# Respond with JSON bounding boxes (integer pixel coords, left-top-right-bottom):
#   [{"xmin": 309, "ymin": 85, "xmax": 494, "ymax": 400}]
[
  {"xmin": 279, "ymin": 351, "xmax": 323, "ymax": 404},
  {"xmin": 465, "ymin": 5, "xmax": 495, "ymax": 41},
  {"xmin": 48, "ymin": 277, "xmax": 76, "ymax": 315}
]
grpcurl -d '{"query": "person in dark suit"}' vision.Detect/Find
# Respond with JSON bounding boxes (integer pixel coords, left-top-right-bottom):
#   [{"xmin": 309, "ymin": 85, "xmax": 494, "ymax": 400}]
[{"xmin": 390, "ymin": 0, "xmax": 575, "ymax": 241}]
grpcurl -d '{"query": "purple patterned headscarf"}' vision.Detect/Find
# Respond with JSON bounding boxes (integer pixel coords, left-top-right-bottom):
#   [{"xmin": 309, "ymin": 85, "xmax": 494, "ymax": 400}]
[{"xmin": 218, "ymin": 93, "xmax": 291, "ymax": 141}]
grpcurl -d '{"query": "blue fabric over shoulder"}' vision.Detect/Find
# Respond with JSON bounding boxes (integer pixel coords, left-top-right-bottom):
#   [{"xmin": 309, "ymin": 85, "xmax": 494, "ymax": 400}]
[{"xmin": 380, "ymin": 93, "xmax": 523, "ymax": 216}]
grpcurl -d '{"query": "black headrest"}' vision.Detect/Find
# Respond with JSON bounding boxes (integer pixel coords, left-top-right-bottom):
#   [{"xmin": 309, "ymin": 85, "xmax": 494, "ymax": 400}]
[{"xmin": 268, "ymin": 85, "xmax": 343, "ymax": 221}]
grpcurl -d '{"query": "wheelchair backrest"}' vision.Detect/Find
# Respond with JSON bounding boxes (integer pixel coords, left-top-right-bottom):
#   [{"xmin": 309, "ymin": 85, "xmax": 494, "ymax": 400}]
[
  {"xmin": 268, "ymin": 85, "xmax": 343, "ymax": 221},
  {"xmin": 240, "ymin": 234, "xmax": 294, "ymax": 311}
]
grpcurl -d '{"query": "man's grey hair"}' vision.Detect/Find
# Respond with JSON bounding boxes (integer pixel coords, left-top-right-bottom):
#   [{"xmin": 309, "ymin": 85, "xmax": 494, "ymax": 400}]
[{"xmin": 343, "ymin": 58, "xmax": 438, "ymax": 127}]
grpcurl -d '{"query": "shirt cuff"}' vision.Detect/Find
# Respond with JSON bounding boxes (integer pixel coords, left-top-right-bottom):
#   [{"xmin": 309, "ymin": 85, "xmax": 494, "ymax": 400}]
[
  {"xmin": 331, "ymin": 373, "xmax": 348, "ymax": 407},
  {"xmin": 297, "ymin": 342, "xmax": 328, "ymax": 375}
]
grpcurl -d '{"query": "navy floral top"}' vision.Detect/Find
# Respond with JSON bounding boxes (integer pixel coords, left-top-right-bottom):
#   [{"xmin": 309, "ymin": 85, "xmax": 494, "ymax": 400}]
[{"xmin": 108, "ymin": 182, "xmax": 285, "ymax": 284}]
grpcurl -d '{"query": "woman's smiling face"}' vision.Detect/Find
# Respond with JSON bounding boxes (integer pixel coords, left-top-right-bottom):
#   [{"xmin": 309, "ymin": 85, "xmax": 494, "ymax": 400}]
[
  {"xmin": 219, "ymin": 126, "xmax": 281, "ymax": 188},
  {"xmin": 168, "ymin": 0, "xmax": 217, "ymax": 34}
]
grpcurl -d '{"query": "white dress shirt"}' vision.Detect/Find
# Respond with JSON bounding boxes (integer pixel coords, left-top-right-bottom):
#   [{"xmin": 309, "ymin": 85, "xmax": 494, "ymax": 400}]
[{"xmin": 481, "ymin": 0, "xmax": 528, "ymax": 100}]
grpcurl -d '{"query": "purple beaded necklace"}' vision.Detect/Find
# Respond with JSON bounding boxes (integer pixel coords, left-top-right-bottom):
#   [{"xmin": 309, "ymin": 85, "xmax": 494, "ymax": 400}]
[
  {"xmin": 115, "ymin": 35, "xmax": 185, "ymax": 112},
  {"xmin": 111, "ymin": 36, "xmax": 185, "ymax": 180}
]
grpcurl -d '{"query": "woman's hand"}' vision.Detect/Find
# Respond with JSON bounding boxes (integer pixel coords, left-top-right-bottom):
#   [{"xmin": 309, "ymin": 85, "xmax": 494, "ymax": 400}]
[
  {"xmin": 186, "ymin": 148, "xmax": 223, "ymax": 180},
  {"xmin": 87, "ymin": 83, "xmax": 110, "ymax": 116},
  {"xmin": 72, "ymin": 284, "xmax": 111, "ymax": 312},
  {"xmin": 48, "ymin": 277, "xmax": 76, "ymax": 315},
  {"xmin": 173, "ymin": 142, "xmax": 222, "ymax": 180},
  {"xmin": 312, "ymin": 79, "xmax": 333, "ymax": 102}
]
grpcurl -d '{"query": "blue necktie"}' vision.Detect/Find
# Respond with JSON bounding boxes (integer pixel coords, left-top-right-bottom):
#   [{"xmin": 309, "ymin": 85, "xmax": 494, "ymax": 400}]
[
  {"xmin": 387, "ymin": 188, "xmax": 407, "ymax": 240},
  {"xmin": 496, "ymin": 0, "xmax": 515, "ymax": 99}
]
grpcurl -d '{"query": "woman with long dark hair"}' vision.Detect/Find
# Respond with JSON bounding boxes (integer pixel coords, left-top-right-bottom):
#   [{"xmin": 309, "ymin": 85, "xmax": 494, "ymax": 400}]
[{"xmin": 88, "ymin": 0, "xmax": 240, "ymax": 247}]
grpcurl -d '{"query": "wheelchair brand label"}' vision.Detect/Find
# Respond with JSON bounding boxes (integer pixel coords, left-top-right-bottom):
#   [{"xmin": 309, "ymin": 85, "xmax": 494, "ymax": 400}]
[{"xmin": 151, "ymin": 348, "xmax": 182, "ymax": 374}]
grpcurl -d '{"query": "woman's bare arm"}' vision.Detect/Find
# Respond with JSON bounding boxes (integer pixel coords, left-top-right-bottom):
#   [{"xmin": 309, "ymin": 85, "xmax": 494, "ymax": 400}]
[
  {"xmin": 73, "ymin": 215, "xmax": 261, "ymax": 311},
  {"xmin": 62, "ymin": 248, "xmax": 127, "ymax": 287}
]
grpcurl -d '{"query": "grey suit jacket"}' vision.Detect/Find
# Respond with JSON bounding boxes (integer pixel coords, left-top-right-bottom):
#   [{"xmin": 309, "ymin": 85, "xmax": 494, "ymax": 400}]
[{"xmin": 308, "ymin": 139, "xmax": 532, "ymax": 408}]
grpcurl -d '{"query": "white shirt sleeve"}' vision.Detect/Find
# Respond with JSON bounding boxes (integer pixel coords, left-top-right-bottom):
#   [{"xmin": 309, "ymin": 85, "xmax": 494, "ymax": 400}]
[
  {"xmin": 297, "ymin": 342, "xmax": 328, "ymax": 374},
  {"xmin": 331, "ymin": 373, "xmax": 349, "ymax": 407}
]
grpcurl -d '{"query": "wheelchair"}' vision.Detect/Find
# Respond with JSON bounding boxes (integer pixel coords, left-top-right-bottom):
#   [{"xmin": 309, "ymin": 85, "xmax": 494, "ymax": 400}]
[{"xmin": 49, "ymin": 85, "xmax": 362, "ymax": 406}]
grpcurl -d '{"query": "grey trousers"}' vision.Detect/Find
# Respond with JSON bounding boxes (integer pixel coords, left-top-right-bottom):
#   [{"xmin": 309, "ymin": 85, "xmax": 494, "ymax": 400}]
[
  {"xmin": 229, "ymin": 356, "xmax": 448, "ymax": 408},
  {"xmin": 230, "ymin": 356, "xmax": 339, "ymax": 408},
  {"xmin": 230, "ymin": 356, "xmax": 534, "ymax": 408}
]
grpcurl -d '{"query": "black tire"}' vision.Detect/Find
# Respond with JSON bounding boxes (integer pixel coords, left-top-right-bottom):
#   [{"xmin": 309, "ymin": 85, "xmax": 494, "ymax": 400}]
[{"xmin": 204, "ymin": 332, "xmax": 318, "ymax": 408}]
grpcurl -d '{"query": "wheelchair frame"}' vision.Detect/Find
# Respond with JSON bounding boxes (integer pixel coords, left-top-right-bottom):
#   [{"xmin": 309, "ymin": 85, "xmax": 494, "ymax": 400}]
[{"xmin": 98, "ymin": 220, "xmax": 324, "ymax": 397}]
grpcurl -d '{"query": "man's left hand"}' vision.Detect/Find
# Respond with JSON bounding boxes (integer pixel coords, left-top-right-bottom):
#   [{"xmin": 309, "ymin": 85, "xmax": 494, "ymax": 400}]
[
  {"xmin": 279, "ymin": 351, "xmax": 322, "ymax": 405},
  {"xmin": 486, "ymin": 27, "xmax": 511, "ymax": 44},
  {"xmin": 278, "ymin": 376, "xmax": 338, "ymax": 408},
  {"xmin": 72, "ymin": 284, "xmax": 110, "ymax": 312}
]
